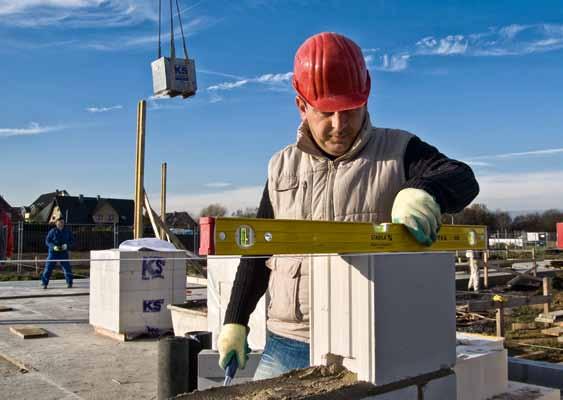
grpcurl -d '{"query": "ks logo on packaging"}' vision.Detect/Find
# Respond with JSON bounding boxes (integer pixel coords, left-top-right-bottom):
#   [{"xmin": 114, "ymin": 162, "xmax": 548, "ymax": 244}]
[
  {"xmin": 143, "ymin": 299, "xmax": 164, "ymax": 312},
  {"xmin": 142, "ymin": 256, "xmax": 165, "ymax": 280}
]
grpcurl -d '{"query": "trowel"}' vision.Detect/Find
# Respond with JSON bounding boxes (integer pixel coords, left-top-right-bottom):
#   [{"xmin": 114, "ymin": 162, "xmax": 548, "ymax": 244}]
[{"xmin": 223, "ymin": 356, "xmax": 238, "ymax": 386}]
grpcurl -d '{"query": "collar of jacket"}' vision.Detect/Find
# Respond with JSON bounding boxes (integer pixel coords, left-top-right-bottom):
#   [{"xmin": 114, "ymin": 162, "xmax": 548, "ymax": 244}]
[{"xmin": 295, "ymin": 113, "xmax": 374, "ymax": 162}]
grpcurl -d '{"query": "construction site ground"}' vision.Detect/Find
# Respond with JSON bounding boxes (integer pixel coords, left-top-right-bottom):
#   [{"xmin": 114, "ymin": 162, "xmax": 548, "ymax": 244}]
[
  {"xmin": 457, "ymin": 268, "xmax": 563, "ymax": 363},
  {"xmin": 0, "ymin": 279, "xmax": 158, "ymax": 400},
  {"xmin": 0, "ymin": 264, "xmax": 561, "ymax": 399}
]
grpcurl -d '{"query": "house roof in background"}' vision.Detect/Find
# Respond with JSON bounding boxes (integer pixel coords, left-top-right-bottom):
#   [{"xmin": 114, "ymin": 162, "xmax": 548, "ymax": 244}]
[
  {"xmin": 0, "ymin": 195, "xmax": 12, "ymax": 212},
  {"xmin": 56, "ymin": 196, "xmax": 99, "ymax": 224},
  {"xmin": 165, "ymin": 211, "xmax": 198, "ymax": 228},
  {"xmin": 30, "ymin": 190, "xmax": 69, "ymax": 210},
  {"xmin": 94, "ymin": 198, "xmax": 134, "ymax": 225}
]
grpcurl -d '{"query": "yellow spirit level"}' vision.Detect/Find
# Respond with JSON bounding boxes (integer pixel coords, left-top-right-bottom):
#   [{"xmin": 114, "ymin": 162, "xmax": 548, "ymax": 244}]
[{"xmin": 199, "ymin": 217, "xmax": 487, "ymax": 256}]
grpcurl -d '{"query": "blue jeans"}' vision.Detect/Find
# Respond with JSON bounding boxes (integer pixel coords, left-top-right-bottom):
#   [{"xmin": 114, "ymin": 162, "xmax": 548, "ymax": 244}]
[
  {"xmin": 253, "ymin": 331, "xmax": 310, "ymax": 381},
  {"xmin": 41, "ymin": 253, "xmax": 73, "ymax": 286}
]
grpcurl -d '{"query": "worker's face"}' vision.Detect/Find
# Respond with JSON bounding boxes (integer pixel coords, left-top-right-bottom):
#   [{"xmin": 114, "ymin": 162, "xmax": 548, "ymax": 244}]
[
  {"xmin": 56, "ymin": 220, "xmax": 64, "ymax": 230},
  {"xmin": 296, "ymin": 96, "xmax": 366, "ymax": 157}
]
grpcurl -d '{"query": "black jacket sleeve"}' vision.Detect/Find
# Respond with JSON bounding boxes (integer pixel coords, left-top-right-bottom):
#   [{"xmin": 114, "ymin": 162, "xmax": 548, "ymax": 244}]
[
  {"xmin": 402, "ymin": 136, "xmax": 479, "ymax": 213},
  {"xmin": 223, "ymin": 183, "xmax": 273, "ymax": 326}
]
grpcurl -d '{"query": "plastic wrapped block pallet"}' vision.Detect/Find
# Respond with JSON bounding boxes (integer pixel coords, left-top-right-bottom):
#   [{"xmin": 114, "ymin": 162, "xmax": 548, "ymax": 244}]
[
  {"xmin": 310, "ymin": 252, "xmax": 457, "ymax": 397},
  {"xmin": 90, "ymin": 249, "xmax": 186, "ymax": 337},
  {"xmin": 207, "ymin": 256, "xmax": 268, "ymax": 350}
]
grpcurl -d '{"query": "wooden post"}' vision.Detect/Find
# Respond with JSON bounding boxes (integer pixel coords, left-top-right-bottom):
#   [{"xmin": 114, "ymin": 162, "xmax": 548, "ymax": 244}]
[
  {"xmin": 160, "ymin": 162, "xmax": 167, "ymax": 239},
  {"xmin": 483, "ymin": 250, "xmax": 489, "ymax": 289},
  {"xmin": 134, "ymin": 100, "xmax": 147, "ymax": 239},
  {"xmin": 34, "ymin": 255, "xmax": 38, "ymax": 276},
  {"xmin": 496, "ymin": 305, "xmax": 505, "ymax": 337},
  {"xmin": 531, "ymin": 247, "xmax": 537, "ymax": 277},
  {"xmin": 543, "ymin": 277, "xmax": 551, "ymax": 316}
]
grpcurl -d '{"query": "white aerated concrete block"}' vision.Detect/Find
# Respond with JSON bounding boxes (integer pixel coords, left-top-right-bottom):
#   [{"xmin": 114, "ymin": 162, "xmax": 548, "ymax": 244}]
[
  {"xmin": 310, "ymin": 252, "xmax": 456, "ymax": 393},
  {"xmin": 90, "ymin": 250, "xmax": 186, "ymax": 336},
  {"xmin": 455, "ymin": 332, "xmax": 508, "ymax": 400},
  {"xmin": 207, "ymin": 256, "xmax": 268, "ymax": 350}
]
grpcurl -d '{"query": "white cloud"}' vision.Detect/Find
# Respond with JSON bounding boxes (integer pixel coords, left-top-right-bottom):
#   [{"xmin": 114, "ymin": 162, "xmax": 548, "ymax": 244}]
[
  {"xmin": 416, "ymin": 35, "xmax": 468, "ymax": 55},
  {"xmin": 370, "ymin": 23, "xmax": 563, "ymax": 72},
  {"xmin": 376, "ymin": 53, "xmax": 410, "ymax": 72},
  {"xmin": 85, "ymin": 104, "xmax": 123, "ymax": 113},
  {"xmin": 207, "ymin": 80, "xmax": 250, "ymax": 91},
  {"xmin": 208, "ymin": 92, "xmax": 224, "ymax": 103},
  {"xmin": 469, "ymin": 147, "xmax": 563, "ymax": 160},
  {"xmin": 499, "ymin": 24, "xmax": 530, "ymax": 40},
  {"xmin": 165, "ymin": 186, "xmax": 263, "ymax": 215},
  {"xmin": 474, "ymin": 170, "xmax": 563, "ymax": 210},
  {"xmin": 0, "ymin": 122, "xmax": 63, "ymax": 137},
  {"xmin": 0, "ymin": 0, "xmax": 157, "ymax": 28},
  {"xmin": 463, "ymin": 161, "xmax": 492, "ymax": 167},
  {"xmin": 81, "ymin": 16, "xmax": 219, "ymax": 51},
  {"xmin": 204, "ymin": 182, "xmax": 232, "ymax": 188},
  {"xmin": 420, "ymin": 24, "xmax": 563, "ymax": 57},
  {"xmin": 207, "ymin": 71, "xmax": 293, "ymax": 92}
]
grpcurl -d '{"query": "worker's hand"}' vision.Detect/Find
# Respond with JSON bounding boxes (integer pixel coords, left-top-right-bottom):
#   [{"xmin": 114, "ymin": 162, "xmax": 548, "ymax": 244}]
[
  {"xmin": 53, "ymin": 245, "xmax": 61, "ymax": 252},
  {"xmin": 217, "ymin": 323, "xmax": 249, "ymax": 370},
  {"xmin": 391, "ymin": 188, "xmax": 441, "ymax": 246},
  {"xmin": 62, "ymin": 244, "xmax": 68, "ymax": 251}
]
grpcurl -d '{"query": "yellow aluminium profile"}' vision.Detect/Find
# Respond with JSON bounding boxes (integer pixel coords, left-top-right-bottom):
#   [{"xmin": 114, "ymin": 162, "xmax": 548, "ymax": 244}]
[{"xmin": 210, "ymin": 217, "xmax": 487, "ymax": 256}]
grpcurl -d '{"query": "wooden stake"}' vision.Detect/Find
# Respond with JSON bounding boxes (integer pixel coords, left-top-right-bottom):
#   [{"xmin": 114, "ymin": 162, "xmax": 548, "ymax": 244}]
[
  {"xmin": 134, "ymin": 100, "xmax": 147, "ymax": 239},
  {"xmin": 543, "ymin": 277, "xmax": 551, "ymax": 316},
  {"xmin": 483, "ymin": 250, "xmax": 489, "ymax": 289},
  {"xmin": 496, "ymin": 305, "xmax": 505, "ymax": 337},
  {"xmin": 160, "ymin": 162, "xmax": 167, "ymax": 239},
  {"xmin": 531, "ymin": 247, "xmax": 537, "ymax": 277}
]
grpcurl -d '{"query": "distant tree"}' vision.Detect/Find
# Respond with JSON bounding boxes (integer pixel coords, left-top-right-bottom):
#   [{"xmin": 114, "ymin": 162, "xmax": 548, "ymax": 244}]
[
  {"xmin": 231, "ymin": 207, "xmax": 259, "ymax": 218},
  {"xmin": 539, "ymin": 209, "xmax": 563, "ymax": 232},
  {"xmin": 443, "ymin": 204, "xmax": 563, "ymax": 235},
  {"xmin": 199, "ymin": 203, "xmax": 227, "ymax": 217},
  {"xmin": 444, "ymin": 203, "xmax": 496, "ymax": 227},
  {"xmin": 493, "ymin": 210, "xmax": 512, "ymax": 232},
  {"xmin": 511, "ymin": 212, "xmax": 542, "ymax": 232}
]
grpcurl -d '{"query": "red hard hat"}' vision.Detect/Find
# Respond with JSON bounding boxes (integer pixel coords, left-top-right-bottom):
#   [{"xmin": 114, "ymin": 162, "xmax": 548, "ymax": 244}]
[{"xmin": 293, "ymin": 32, "xmax": 371, "ymax": 113}]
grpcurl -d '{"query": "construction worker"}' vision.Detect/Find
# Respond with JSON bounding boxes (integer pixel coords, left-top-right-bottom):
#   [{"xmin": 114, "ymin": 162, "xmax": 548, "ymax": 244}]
[
  {"xmin": 0, "ymin": 210, "xmax": 14, "ymax": 264},
  {"xmin": 217, "ymin": 32, "xmax": 479, "ymax": 380},
  {"xmin": 42, "ymin": 217, "xmax": 74, "ymax": 289}
]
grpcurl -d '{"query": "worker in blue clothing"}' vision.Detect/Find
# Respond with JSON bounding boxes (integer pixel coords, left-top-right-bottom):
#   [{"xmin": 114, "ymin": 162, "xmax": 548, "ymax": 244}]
[{"xmin": 42, "ymin": 217, "xmax": 74, "ymax": 289}]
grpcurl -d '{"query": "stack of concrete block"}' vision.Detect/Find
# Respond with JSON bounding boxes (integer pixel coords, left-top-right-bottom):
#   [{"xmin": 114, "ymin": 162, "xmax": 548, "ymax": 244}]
[
  {"xmin": 455, "ymin": 332, "xmax": 508, "ymax": 400},
  {"xmin": 309, "ymin": 253, "xmax": 457, "ymax": 399},
  {"xmin": 207, "ymin": 256, "xmax": 268, "ymax": 350},
  {"xmin": 90, "ymin": 249, "xmax": 186, "ymax": 338}
]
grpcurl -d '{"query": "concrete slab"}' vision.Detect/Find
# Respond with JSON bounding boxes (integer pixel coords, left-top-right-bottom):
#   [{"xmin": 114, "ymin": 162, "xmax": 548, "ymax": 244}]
[
  {"xmin": 10, "ymin": 325, "xmax": 49, "ymax": 339},
  {"xmin": 493, "ymin": 381, "xmax": 560, "ymax": 400},
  {"xmin": 0, "ymin": 279, "xmax": 89, "ymax": 299},
  {"xmin": 0, "ymin": 279, "xmax": 159, "ymax": 399}
]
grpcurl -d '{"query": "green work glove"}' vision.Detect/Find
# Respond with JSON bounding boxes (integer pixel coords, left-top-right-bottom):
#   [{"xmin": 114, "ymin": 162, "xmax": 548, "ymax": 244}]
[
  {"xmin": 391, "ymin": 188, "xmax": 441, "ymax": 246},
  {"xmin": 53, "ymin": 245, "xmax": 61, "ymax": 252},
  {"xmin": 217, "ymin": 323, "xmax": 250, "ymax": 370}
]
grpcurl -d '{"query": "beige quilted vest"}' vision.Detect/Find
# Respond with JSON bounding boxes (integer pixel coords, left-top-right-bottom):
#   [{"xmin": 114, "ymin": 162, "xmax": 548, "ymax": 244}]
[{"xmin": 266, "ymin": 115, "xmax": 413, "ymax": 342}]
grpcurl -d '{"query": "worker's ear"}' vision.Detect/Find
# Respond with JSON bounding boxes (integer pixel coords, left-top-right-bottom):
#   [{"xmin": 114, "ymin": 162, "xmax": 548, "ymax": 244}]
[{"xmin": 295, "ymin": 96, "xmax": 308, "ymax": 121}]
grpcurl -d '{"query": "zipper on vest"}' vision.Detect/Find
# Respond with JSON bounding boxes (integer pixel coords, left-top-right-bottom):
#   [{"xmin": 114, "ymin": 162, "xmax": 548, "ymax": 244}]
[{"xmin": 326, "ymin": 161, "xmax": 336, "ymax": 220}]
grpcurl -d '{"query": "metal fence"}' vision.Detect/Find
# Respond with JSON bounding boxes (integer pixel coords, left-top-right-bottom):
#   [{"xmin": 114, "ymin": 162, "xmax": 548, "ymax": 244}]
[{"xmin": 12, "ymin": 222, "xmax": 200, "ymax": 257}]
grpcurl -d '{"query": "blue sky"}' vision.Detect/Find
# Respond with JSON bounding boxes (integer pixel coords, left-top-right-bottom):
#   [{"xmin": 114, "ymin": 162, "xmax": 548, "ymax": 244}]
[{"xmin": 1, "ymin": 0, "xmax": 562, "ymax": 214}]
